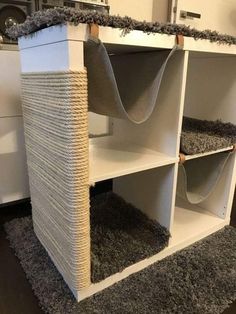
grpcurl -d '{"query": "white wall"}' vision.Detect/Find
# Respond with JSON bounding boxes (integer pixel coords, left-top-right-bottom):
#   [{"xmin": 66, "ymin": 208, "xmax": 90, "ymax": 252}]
[
  {"xmin": 109, "ymin": 0, "xmax": 154, "ymax": 21},
  {"xmin": 173, "ymin": 0, "xmax": 236, "ymax": 36},
  {"xmin": 152, "ymin": 0, "xmax": 169, "ymax": 23},
  {"xmin": 109, "ymin": 0, "xmax": 169, "ymax": 22}
]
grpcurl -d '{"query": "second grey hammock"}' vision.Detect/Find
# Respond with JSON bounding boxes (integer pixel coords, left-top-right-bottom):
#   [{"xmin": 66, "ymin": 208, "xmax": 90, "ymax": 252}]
[{"xmin": 177, "ymin": 152, "xmax": 232, "ymax": 204}]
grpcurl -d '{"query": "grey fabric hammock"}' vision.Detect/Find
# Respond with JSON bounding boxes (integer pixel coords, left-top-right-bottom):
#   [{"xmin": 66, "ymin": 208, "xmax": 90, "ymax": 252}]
[
  {"xmin": 177, "ymin": 152, "xmax": 232, "ymax": 204},
  {"xmin": 85, "ymin": 37, "xmax": 177, "ymax": 123}
]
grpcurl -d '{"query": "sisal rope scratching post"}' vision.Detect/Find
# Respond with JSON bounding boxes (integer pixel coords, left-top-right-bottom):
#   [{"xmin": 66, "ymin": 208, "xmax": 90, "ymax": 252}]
[{"xmin": 21, "ymin": 71, "xmax": 90, "ymax": 292}]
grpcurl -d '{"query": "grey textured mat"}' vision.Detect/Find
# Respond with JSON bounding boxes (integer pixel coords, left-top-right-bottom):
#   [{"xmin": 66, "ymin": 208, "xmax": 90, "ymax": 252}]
[
  {"xmin": 85, "ymin": 37, "xmax": 177, "ymax": 123},
  {"xmin": 7, "ymin": 8, "xmax": 236, "ymax": 45},
  {"xmin": 181, "ymin": 117, "xmax": 236, "ymax": 155},
  {"xmin": 5, "ymin": 219, "xmax": 236, "ymax": 314},
  {"xmin": 90, "ymin": 192, "xmax": 169, "ymax": 282},
  {"xmin": 177, "ymin": 152, "xmax": 232, "ymax": 204}
]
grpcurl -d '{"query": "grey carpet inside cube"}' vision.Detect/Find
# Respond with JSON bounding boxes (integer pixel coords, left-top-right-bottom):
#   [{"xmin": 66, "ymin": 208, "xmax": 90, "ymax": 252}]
[
  {"xmin": 90, "ymin": 192, "xmax": 170, "ymax": 282},
  {"xmin": 4, "ymin": 218, "xmax": 236, "ymax": 314},
  {"xmin": 181, "ymin": 117, "xmax": 236, "ymax": 155}
]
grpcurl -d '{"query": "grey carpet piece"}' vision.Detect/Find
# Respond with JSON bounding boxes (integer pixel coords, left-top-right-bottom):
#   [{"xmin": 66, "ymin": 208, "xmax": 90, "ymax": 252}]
[
  {"xmin": 90, "ymin": 192, "xmax": 169, "ymax": 282},
  {"xmin": 85, "ymin": 37, "xmax": 177, "ymax": 123},
  {"xmin": 181, "ymin": 131, "xmax": 232, "ymax": 155},
  {"xmin": 181, "ymin": 117, "xmax": 236, "ymax": 155},
  {"xmin": 177, "ymin": 152, "xmax": 232, "ymax": 204},
  {"xmin": 4, "ymin": 218, "xmax": 236, "ymax": 314},
  {"xmin": 7, "ymin": 8, "xmax": 236, "ymax": 45}
]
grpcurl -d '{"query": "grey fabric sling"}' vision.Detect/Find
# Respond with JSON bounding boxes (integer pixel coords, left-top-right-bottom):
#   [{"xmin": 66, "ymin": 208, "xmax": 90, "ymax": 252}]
[
  {"xmin": 85, "ymin": 37, "xmax": 177, "ymax": 124},
  {"xmin": 177, "ymin": 152, "xmax": 232, "ymax": 204}
]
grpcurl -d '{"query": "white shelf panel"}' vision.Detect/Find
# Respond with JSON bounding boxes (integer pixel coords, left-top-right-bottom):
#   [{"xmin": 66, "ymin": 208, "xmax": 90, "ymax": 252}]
[
  {"xmin": 170, "ymin": 205, "xmax": 225, "ymax": 247},
  {"xmin": 19, "ymin": 24, "xmax": 236, "ymax": 56},
  {"xmin": 19, "ymin": 24, "xmax": 236, "ymax": 74},
  {"xmin": 19, "ymin": 24, "xmax": 176, "ymax": 51},
  {"xmin": 184, "ymin": 146, "xmax": 233, "ymax": 161},
  {"xmin": 89, "ymin": 136, "xmax": 177, "ymax": 183},
  {"xmin": 184, "ymin": 37, "xmax": 236, "ymax": 55}
]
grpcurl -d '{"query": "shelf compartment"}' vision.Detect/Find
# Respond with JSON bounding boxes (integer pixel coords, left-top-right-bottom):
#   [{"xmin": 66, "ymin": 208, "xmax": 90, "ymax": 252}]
[
  {"xmin": 89, "ymin": 164, "xmax": 176, "ymax": 285},
  {"xmin": 170, "ymin": 204, "xmax": 225, "ymax": 247},
  {"xmin": 184, "ymin": 53, "xmax": 236, "ymax": 126},
  {"xmin": 113, "ymin": 164, "xmax": 177, "ymax": 230},
  {"xmin": 176, "ymin": 149, "xmax": 236, "ymax": 223},
  {"xmin": 177, "ymin": 152, "xmax": 232, "ymax": 205},
  {"xmin": 89, "ymin": 136, "xmax": 176, "ymax": 183},
  {"xmin": 85, "ymin": 37, "xmax": 177, "ymax": 123},
  {"xmin": 90, "ymin": 192, "xmax": 170, "ymax": 283}
]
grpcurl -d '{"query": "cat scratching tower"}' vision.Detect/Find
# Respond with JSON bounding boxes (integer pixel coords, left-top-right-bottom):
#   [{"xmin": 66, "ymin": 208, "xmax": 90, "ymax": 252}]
[{"xmin": 18, "ymin": 23, "xmax": 236, "ymax": 301}]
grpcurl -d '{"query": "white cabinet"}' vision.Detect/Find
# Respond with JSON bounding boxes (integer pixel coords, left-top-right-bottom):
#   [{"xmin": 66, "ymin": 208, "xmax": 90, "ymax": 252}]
[
  {"xmin": 0, "ymin": 117, "xmax": 29, "ymax": 203},
  {"xmin": 169, "ymin": 0, "xmax": 236, "ymax": 36},
  {"xmin": 0, "ymin": 50, "xmax": 22, "ymax": 117},
  {"xmin": 0, "ymin": 48, "xmax": 29, "ymax": 204}
]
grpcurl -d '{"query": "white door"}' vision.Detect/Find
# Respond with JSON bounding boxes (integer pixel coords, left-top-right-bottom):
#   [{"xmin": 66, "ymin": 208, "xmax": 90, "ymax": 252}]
[{"xmin": 170, "ymin": 0, "xmax": 236, "ymax": 36}]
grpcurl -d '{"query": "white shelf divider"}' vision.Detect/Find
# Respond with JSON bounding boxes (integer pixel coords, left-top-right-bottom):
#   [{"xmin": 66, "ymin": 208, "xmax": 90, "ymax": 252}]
[
  {"xmin": 89, "ymin": 136, "xmax": 177, "ymax": 183},
  {"xmin": 184, "ymin": 146, "xmax": 233, "ymax": 161}
]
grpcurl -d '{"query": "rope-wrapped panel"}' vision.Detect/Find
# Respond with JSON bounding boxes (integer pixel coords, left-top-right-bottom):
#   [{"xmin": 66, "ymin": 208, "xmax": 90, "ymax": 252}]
[{"xmin": 21, "ymin": 71, "xmax": 90, "ymax": 291}]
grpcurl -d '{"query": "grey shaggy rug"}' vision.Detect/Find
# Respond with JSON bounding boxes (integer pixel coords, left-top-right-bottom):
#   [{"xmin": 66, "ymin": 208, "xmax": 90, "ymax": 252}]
[
  {"xmin": 7, "ymin": 7, "xmax": 236, "ymax": 45},
  {"xmin": 10, "ymin": 192, "xmax": 170, "ymax": 284},
  {"xmin": 4, "ymin": 218, "xmax": 236, "ymax": 314},
  {"xmin": 181, "ymin": 117, "xmax": 236, "ymax": 155}
]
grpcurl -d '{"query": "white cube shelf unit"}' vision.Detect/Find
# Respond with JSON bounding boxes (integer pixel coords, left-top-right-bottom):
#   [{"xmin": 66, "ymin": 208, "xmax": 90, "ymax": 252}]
[{"xmin": 18, "ymin": 24, "xmax": 236, "ymax": 301}]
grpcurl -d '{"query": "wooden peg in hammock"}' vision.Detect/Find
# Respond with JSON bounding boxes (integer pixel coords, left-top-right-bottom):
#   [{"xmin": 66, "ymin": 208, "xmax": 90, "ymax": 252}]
[
  {"xmin": 179, "ymin": 153, "xmax": 186, "ymax": 164},
  {"xmin": 231, "ymin": 144, "xmax": 236, "ymax": 152},
  {"xmin": 176, "ymin": 34, "xmax": 184, "ymax": 49},
  {"xmin": 89, "ymin": 23, "xmax": 99, "ymax": 39}
]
